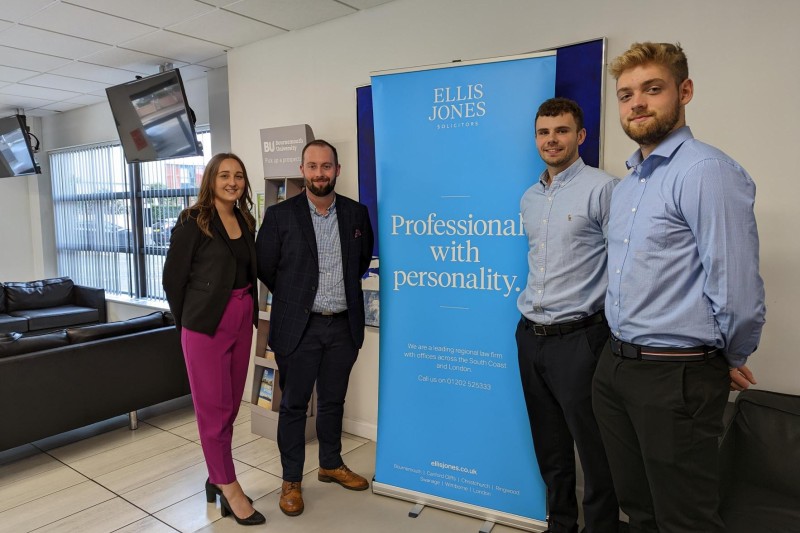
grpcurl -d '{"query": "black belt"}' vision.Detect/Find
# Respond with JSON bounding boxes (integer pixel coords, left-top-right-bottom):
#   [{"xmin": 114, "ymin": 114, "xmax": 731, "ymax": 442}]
[
  {"xmin": 311, "ymin": 310, "xmax": 348, "ymax": 318},
  {"xmin": 523, "ymin": 311, "xmax": 605, "ymax": 336},
  {"xmin": 610, "ymin": 335, "xmax": 719, "ymax": 362}
]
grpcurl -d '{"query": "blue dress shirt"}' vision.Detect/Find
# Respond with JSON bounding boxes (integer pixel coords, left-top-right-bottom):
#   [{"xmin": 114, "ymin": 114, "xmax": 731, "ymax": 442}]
[
  {"xmin": 517, "ymin": 158, "xmax": 618, "ymax": 324},
  {"xmin": 606, "ymin": 126, "xmax": 766, "ymax": 367},
  {"xmin": 308, "ymin": 195, "xmax": 347, "ymax": 313}
]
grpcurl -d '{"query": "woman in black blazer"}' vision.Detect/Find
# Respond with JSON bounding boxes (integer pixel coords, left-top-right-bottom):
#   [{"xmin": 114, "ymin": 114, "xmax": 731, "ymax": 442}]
[{"xmin": 163, "ymin": 153, "xmax": 265, "ymax": 526}]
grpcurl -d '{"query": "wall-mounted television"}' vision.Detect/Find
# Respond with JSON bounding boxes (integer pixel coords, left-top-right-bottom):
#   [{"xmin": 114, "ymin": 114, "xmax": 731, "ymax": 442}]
[
  {"xmin": 106, "ymin": 69, "xmax": 203, "ymax": 163},
  {"xmin": 0, "ymin": 115, "xmax": 39, "ymax": 178}
]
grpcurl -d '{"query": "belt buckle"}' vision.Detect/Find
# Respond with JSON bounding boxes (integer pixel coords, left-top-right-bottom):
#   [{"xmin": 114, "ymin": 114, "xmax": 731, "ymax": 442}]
[
  {"xmin": 620, "ymin": 343, "xmax": 641, "ymax": 359},
  {"xmin": 532, "ymin": 324, "xmax": 547, "ymax": 336},
  {"xmin": 611, "ymin": 337, "xmax": 639, "ymax": 359},
  {"xmin": 321, "ymin": 310, "xmax": 334, "ymax": 316}
]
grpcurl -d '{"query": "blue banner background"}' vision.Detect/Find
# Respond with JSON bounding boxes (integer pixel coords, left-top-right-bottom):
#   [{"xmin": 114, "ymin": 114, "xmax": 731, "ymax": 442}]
[{"xmin": 373, "ymin": 54, "xmax": 555, "ymax": 520}]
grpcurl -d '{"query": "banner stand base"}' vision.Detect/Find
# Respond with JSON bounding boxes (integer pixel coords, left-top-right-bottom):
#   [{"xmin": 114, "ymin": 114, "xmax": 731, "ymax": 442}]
[{"xmin": 372, "ymin": 480, "xmax": 548, "ymax": 532}]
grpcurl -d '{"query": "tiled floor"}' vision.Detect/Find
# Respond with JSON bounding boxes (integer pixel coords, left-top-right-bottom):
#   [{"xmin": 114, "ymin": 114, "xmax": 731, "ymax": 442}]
[{"xmin": 0, "ymin": 398, "xmax": 526, "ymax": 532}]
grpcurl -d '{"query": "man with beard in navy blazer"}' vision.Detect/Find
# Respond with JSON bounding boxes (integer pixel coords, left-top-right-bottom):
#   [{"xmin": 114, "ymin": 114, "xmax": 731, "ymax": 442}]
[{"xmin": 256, "ymin": 139, "xmax": 373, "ymax": 517}]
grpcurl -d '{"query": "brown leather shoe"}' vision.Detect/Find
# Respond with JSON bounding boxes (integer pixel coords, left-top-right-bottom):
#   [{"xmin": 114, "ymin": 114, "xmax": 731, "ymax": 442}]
[
  {"xmin": 279, "ymin": 481, "xmax": 303, "ymax": 516},
  {"xmin": 318, "ymin": 464, "xmax": 369, "ymax": 491}
]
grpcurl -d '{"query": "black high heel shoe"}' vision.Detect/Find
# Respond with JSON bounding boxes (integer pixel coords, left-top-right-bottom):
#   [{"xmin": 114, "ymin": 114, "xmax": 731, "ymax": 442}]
[
  {"xmin": 205, "ymin": 478, "xmax": 253, "ymax": 504},
  {"xmin": 220, "ymin": 494, "xmax": 266, "ymax": 526}
]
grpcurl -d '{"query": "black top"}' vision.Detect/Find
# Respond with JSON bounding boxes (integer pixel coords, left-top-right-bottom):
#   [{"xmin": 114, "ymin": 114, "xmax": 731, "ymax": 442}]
[{"xmin": 230, "ymin": 235, "xmax": 251, "ymax": 289}]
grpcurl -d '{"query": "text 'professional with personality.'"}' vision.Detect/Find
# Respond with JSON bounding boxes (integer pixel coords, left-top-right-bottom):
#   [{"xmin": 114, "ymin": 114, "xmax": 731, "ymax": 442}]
[
  {"xmin": 256, "ymin": 139, "xmax": 374, "ymax": 517},
  {"xmin": 593, "ymin": 42, "xmax": 766, "ymax": 533}
]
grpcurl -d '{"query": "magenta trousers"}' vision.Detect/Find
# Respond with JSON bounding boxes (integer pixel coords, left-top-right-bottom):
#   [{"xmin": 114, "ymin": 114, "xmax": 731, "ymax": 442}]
[{"xmin": 181, "ymin": 286, "xmax": 253, "ymax": 484}]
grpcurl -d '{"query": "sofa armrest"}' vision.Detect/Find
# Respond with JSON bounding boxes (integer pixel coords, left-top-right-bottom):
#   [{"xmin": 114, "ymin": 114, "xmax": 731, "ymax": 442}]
[{"xmin": 73, "ymin": 285, "xmax": 106, "ymax": 323}]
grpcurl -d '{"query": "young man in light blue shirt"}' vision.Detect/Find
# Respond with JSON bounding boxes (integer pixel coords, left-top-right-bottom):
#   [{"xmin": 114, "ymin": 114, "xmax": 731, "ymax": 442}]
[
  {"xmin": 593, "ymin": 42, "xmax": 766, "ymax": 533},
  {"xmin": 516, "ymin": 98, "xmax": 619, "ymax": 533}
]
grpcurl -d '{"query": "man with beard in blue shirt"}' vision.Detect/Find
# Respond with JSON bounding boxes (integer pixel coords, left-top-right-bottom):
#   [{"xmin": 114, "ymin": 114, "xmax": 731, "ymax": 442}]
[{"xmin": 593, "ymin": 42, "xmax": 766, "ymax": 533}]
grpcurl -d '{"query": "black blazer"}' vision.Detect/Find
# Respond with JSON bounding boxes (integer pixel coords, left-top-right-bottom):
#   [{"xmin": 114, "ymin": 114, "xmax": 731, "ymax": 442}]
[
  {"xmin": 256, "ymin": 193, "xmax": 373, "ymax": 356},
  {"xmin": 163, "ymin": 208, "xmax": 258, "ymax": 335}
]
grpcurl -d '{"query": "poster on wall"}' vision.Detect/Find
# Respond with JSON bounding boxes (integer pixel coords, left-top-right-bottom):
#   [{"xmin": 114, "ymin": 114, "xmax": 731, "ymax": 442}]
[{"xmin": 372, "ymin": 51, "xmax": 556, "ymax": 528}]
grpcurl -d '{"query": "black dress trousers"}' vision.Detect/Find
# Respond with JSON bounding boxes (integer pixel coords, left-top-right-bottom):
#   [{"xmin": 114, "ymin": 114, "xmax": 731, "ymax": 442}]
[{"xmin": 516, "ymin": 318, "xmax": 619, "ymax": 533}]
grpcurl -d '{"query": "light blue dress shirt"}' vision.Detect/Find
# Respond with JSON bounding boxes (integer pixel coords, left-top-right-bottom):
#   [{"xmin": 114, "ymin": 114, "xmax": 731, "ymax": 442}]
[
  {"xmin": 517, "ymin": 158, "xmax": 618, "ymax": 324},
  {"xmin": 606, "ymin": 126, "xmax": 766, "ymax": 367},
  {"xmin": 309, "ymin": 195, "xmax": 347, "ymax": 313}
]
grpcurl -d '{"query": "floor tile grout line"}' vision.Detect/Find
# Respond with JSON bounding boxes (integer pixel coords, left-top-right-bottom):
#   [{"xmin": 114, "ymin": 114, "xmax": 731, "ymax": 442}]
[
  {"xmin": 21, "ymin": 434, "xmax": 210, "ymax": 531},
  {"xmin": 4, "ymin": 403, "xmax": 371, "ymax": 533},
  {"xmin": 30, "ymin": 447, "xmax": 209, "ymax": 533},
  {"xmin": 32, "ymin": 420, "xmax": 168, "ymax": 464}
]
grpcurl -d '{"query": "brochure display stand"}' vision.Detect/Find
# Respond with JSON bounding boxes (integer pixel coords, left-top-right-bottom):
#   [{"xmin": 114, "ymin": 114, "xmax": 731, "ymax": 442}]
[{"xmin": 249, "ymin": 124, "xmax": 316, "ymax": 442}]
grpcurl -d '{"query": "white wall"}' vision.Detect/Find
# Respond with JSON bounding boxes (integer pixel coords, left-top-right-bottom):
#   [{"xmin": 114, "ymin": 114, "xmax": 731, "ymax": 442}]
[
  {"xmin": 227, "ymin": 0, "xmax": 800, "ymax": 439},
  {"xmin": 0, "ymin": 175, "xmax": 36, "ymax": 280}
]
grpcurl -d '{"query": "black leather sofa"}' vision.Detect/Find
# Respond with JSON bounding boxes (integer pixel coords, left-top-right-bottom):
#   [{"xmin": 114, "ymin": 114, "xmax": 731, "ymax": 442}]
[
  {"xmin": 0, "ymin": 277, "xmax": 106, "ymax": 334},
  {"xmin": 719, "ymin": 389, "xmax": 800, "ymax": 533},
  {"xmin": 0, "ymin": 311, "xmax": 191, "ymax": 451}
]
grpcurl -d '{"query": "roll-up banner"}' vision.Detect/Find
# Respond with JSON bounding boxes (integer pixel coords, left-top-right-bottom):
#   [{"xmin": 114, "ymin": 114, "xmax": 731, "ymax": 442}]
[{"xmin": 372, "ymin": 51, "xmax": 556, "ymax": 529}]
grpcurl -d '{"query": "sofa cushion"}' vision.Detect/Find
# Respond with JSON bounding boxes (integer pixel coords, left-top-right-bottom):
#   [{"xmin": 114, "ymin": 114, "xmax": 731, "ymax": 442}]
[
  {"xmin": 66, "ymin": 312, "xmax": 167, "ymax": 344},
  {"xmin": 729, "ymin": 391, "xmax": 800, "ymax": 497},
  {"xmin": 0, "ymin": 282, "xmax": 6, "ymax": 313},
  {"xmin": 0, "ymin": 314, "xmax": 28, "ymax": 334},
  {"xmin": 9, "ymin": 305, "xmax": 99, "ymax": 331},
  {"xmin": 5, "ymin": 277, "xmax": 74, "ymax": 311},
  {"xmin": 0, "ymin": 331, "xmax": 70, "ymax": 358},
  {"xmin": 721, "ymin": 483, "xmax": 800, "ymax": 533}
]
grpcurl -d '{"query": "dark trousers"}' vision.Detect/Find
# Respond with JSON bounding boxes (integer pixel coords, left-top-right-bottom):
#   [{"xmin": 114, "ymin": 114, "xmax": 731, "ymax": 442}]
[
  {"xmin": 275, "ymin": 313, "xmax": 358, "ymax": 481},
  {"xmin": 516, "ymin": 318, "xmax": 619, "ymax": 533},
  {"xmin": 592, "ymin": 343, "xmax": 729, "ymax": 533}
]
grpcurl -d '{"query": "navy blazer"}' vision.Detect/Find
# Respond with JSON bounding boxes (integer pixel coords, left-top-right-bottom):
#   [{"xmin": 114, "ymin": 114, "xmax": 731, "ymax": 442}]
[
  {"xmin": 163, "ymin": 208, "xmax": 258, "ymax": 335},
  {"xmin": 256, "ymin": 192, "xmax": 373, "ymax": 356}
]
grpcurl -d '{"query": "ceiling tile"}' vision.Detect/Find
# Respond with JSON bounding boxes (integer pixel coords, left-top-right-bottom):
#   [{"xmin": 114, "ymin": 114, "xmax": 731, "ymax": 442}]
[
  {"xmin": 0, "ymin": 92, "xmax": 56, "ymax": 109},
  {"xmin": 0, "ymin": 82, "xmax": 80, "ymax": 100},
  {"xmin": 0, "ymin": 0, "xmax": 57, "ymax": 23},
  {"xmin": 21, "ymin": 72, "xmax": 108, "ymax": 93},
  {"xmin": 61, "ymin": 93, "xmax": 108, "ymax": 106},
  {"xmin": 65, "ymin": 0, "xmax": 216, "ymax": 28},
  {"xmin": 224, "ymin": 0, "xmax": 356, "ymax": 31},
  {"xmin": 80, "ymin": 48, "xmax": 184, "ymax": 75},
  {"xmin": 0, "ymin": 45, "xmax": 72, "ymax": 71},
  {"xmin": 0, "ymin": 64, "xmax": 39, "ymax": 83},
  {"xmin": 167, "ymin": 9, "xmax": 284, "ymax": 48},
  {"xmin": 23, "ymin": 3, "xmax": 156, "ymax": 45},
  {"xmin": 48, "ymin": 62, "xmax": 141, "ymax": 85},
  {"xmin": 197, "ymin": 54, "xmax": 228, "ymax": 69},
  {"xmin": 0, "ymin": 25, "xmax": 110, "ymax": 59},
  {"xmin": 121, "ymin": 30, "xmax": 226, "ymax": 64},
  {"xmin": 25, "ymin": 107, "xmax": 60, "ymax": 117},
  {"xmin": 340, "ymin": 0, "xmax": 393, "ymax": 8},
  {"xmin": 196, "ymin": 0, "xmax": 242, "ymax": 7},
  {"xmin": 39, "ymin": 100, "xmax": 86, "ymax": 112},
  {"xmin": 0, "ymin": 0, "xmax": 397, "ymax": 116}
]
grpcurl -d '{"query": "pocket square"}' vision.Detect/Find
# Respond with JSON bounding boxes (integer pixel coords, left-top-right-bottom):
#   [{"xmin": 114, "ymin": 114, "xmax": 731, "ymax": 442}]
[{"xmin": 354, "ymin": 228, "xmax": 362, "ymax": 238}]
